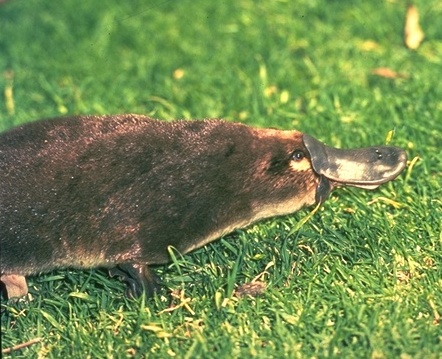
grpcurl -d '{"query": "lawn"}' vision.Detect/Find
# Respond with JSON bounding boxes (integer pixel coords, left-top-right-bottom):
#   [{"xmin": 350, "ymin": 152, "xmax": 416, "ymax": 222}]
[{"xmin": 1, "ymin": 0, "xmax": 441, "ymax": 357}]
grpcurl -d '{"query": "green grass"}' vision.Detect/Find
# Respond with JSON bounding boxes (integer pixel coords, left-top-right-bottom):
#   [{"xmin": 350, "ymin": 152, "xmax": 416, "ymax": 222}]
[{"xmin": 1, "ymin": 0, "xmax": 441, "ymax": 357}]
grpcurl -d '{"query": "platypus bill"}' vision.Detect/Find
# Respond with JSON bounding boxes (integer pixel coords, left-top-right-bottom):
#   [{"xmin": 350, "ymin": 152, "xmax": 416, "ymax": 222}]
[{"xmin": 0, "ymin": 115, "xmax": 407, "ymax": 299}]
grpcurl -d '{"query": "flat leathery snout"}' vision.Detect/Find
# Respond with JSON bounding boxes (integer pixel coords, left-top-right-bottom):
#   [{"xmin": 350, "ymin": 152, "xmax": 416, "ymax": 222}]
[
  {"xmin": 303, "ymin": 134, "xmax": 407, "ymax": 187},
  {"xmin": 327, "ymin": 145, "xmax": 407, "ymax": 186}
]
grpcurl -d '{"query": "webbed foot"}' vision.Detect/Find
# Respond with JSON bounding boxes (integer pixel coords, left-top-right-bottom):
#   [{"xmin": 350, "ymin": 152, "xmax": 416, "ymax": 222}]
[{"xmin": 109, "ymin": 263, "xmax": 162, "ymax": 298}]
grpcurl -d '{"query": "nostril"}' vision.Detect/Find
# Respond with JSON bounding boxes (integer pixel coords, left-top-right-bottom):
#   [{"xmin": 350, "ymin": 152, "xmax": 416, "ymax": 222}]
[{"xmin": 375, "ymin": 149, "xmax": 383, "ymax": 159}]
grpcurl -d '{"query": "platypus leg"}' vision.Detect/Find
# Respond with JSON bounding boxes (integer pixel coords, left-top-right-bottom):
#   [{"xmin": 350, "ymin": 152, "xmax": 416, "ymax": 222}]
[
  {"xmin": 1, "ymin": 274, "xmax": 28, "ymax": 299},
  {"xmin": 109, "ymin": 263, "xmax": 162, "ymax": 298}
]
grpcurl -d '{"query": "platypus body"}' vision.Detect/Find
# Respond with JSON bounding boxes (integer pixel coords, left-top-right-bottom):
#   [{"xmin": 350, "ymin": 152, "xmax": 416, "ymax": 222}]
[{"xmin": 0, "ymin": 115, "xmax": 407, "ymax": 299}]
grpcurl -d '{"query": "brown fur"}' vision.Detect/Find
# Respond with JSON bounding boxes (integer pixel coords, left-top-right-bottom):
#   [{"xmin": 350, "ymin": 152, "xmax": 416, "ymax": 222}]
[{"xmin": 0, "ymin": 115, "xmax": 319, "ymax": 298}]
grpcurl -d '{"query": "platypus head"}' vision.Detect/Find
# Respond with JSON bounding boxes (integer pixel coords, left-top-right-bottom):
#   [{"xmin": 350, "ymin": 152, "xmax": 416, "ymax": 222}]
[{"xmin": 302, "ymin": 134, "xmax": 407, "ymax": 203}]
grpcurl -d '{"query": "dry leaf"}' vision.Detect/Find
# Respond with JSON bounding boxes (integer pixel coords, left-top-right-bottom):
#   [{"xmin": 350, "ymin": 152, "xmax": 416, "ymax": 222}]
[
  {"xmin": 234, "ymin": 281, "xmax": 266, "ymax": 298},
  {"xmin": 360, "ymin": 40, "xmax": 381, "ymax": 52},
  {"xmin": 372, "ymin": 67, "xmax": 408, "ymax": 79},
  {"xmin": 404, "ymin": 4, "xmax": 424, "ymax": 50},
  {"xmin": 173, "ymin": 68, "xmax": 185, "ymax": 80}
]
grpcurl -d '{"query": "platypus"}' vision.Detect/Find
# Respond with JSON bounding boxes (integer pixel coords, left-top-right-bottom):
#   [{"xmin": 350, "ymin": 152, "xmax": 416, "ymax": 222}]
[{"xmin": 0, "ymin": 115, "xmax": 407, "ymax": 299}]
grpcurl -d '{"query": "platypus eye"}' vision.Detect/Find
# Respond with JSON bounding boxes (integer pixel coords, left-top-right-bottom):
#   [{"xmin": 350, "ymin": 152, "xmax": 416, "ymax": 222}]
[{"xmin": 292, "ymin": 150, "xmax": 305, "ymax": 161}]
